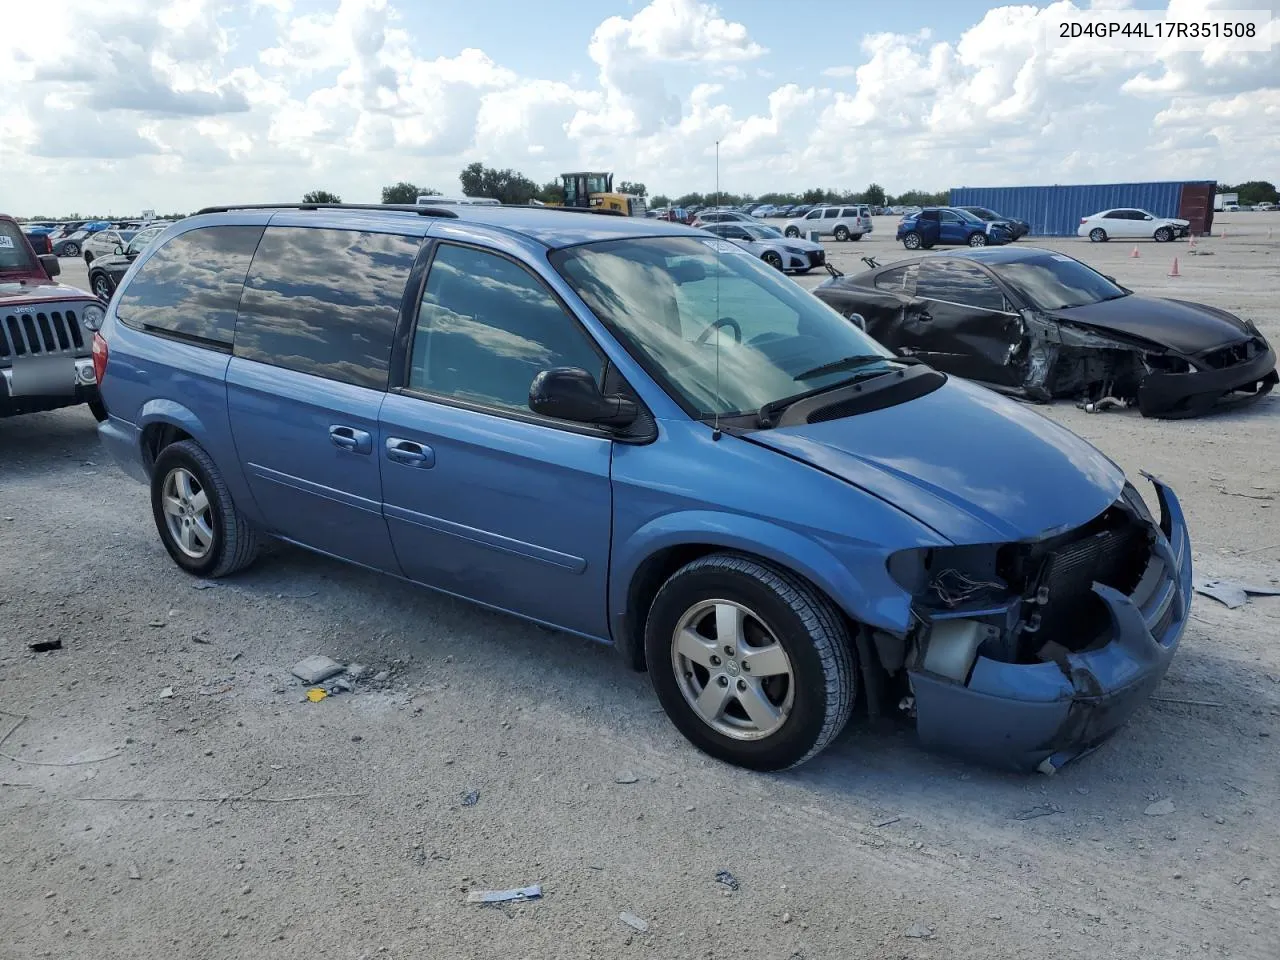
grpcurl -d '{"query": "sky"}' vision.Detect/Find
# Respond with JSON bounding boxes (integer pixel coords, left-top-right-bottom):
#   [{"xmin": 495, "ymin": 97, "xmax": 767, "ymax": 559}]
[{"xmin": 1, "ymin": 0, "xmax": 1276, "ymax": 215}]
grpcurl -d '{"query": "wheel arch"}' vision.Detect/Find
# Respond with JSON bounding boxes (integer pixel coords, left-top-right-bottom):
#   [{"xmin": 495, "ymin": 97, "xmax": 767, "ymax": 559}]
[
  {"xmin": 136, "ymin": 400, "xmax": 207, "ymax": 473},
  {"xmin": 610, "ymin": 511, "xmax": 903, "ymax": 673}
]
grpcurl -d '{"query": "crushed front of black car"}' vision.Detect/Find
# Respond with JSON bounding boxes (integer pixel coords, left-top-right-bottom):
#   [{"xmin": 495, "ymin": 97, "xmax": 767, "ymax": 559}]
[
  {"xmin": 885, "ymin": 475, "xmax": 1191, "ymax": 773},
  {"xmin": 1136, "ymin": 329, "xmax": 1276, "ymax": 418}
]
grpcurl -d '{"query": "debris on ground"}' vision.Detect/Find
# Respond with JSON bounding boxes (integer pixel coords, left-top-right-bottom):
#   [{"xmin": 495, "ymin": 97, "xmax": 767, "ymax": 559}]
[
  {"xmin": 290, "ymin": 656, "xmax": 345, "ymax": 684},
  {"xmin": 1145, "ymin": 798, "xmax": 1176, "ymax": 816},
  {"xmin": 1014, "ymin": 802, "xmax": 1062, "ymax": 821},
  {"xmin": 192, "ymin": 581, "xmax": 216, "ymax": 590},
  {"xmin": 127, "ymin": 862, "xmax": 141, "ymax": 880},
  {"xmin": 28, "ymin": 640, "xmax": 62, "ymax": 652},
  {"xmin": 373, "ymin": 670, "xmax": 391, "ymax": 683},
  {"xmin": 346, "ymin": 663, "xmax": 369, "ymax": 680},
  {"xmin": 619, "ymin": 911, "xmax": 649, "ymax": 933},
  {"xmin": 905, "ymin": 921, "xmax": 936, "ymax": 939},
  {"xmin": 714, "ymin": 869, "xmax": 740, "ymax": 892},
  {"xmin": 158, "ymin": 687, "xmax": 175, "ymax": 700},
  {"xmin": 873, "ymin": 815, "xmax": 901, "ymax": 828},
  {"xmin": 466, "ymin": 885, "xmax": 542, "ymax": 904},
  {"xmin": 1193, "ymin": 577, "xmax": 1280, "ymax": 609},
  {"xmin": 304, "ymin": 688, "xmax": 328, "ymax": 703},
  {"xmin": 461, "ymin": 790, "xmax": 480, "ymax": 807},
  {"xmin": 614, "ymin": 771, "xmax": 639, "ymax": 784}
]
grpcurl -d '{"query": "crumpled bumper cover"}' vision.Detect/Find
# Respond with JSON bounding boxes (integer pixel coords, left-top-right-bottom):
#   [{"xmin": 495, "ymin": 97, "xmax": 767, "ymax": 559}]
[
  {"xmin": 1138, "ymin": 342, "xmax": 1277, "ymax": 419},
  {"xmin": 909, "ymin": 475, "xmax": 1192, "ymax": 773}
]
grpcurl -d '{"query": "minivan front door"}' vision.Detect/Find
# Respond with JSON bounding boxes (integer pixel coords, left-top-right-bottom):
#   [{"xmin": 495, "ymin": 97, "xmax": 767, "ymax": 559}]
[{"xmin": 378, "ymin": 242, "xmax": 614, "ymax": 638}]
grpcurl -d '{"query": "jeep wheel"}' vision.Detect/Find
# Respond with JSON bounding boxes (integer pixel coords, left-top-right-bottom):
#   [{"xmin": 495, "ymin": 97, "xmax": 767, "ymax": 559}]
[
  {"xmin": 91, "ymin": 274, "xmax": 113, "ymax": 300},
  {"xmin": 645, "ymin": 553, "xmax": 857, "ymax": 771},
  {"xmin": 151, "ymin": 440, "xmax": 260, "ymax": 579},
  {"xmin": 833, "ymin": 225, "xmax": 850, "ymax": 242},
  {"xmin": 902, "ymin": 231, "xmax": 923, "ymax": 250}
]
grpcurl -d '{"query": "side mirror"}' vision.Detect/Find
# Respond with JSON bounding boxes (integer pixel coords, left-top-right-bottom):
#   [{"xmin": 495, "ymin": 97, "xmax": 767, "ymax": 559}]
[
  {"xmin": 529, "ymin": 367, "xmax": 638, "ymax": 428},
  {"xmin": 38, "ymin": 254, "xmax": 60, "ymax": 277}
]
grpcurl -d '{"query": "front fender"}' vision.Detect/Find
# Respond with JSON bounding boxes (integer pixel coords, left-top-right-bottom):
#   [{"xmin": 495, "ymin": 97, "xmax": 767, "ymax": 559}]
[{"xmin": 609, "ymin": 509, "xmax": 919, "ymax": 667}]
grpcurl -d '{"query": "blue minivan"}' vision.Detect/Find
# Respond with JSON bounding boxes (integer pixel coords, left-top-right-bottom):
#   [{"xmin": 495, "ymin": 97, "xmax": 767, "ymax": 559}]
[{"xmin": 92, "ymin": 203, "xmax": 1191, "ymax": 773}]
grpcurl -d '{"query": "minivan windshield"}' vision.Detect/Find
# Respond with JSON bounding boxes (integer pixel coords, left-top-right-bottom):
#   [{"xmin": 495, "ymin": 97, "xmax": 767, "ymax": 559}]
[
  {"xmin": 991, "ymin": 253, "xmax": 1129, "ymax": 311},
  {"xmin": 550, "ymin": 236, "xmax": 900, "ymax": 418}
]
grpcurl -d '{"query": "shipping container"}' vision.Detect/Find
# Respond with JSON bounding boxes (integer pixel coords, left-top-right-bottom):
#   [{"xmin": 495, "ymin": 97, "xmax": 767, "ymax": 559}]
[{"xmin": 949, "ymin": 181, "xmax": 1216, "ymax": 238}]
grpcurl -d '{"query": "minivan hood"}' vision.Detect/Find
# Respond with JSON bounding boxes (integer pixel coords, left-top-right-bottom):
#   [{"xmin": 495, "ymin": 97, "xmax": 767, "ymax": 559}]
[
  {"xmin": 749, "ymin": 377, "xmax": 1124, "ymax": 544},
  {"xmin": 1050, "ymin": 295, "xmax": 1252, "ymax": 355}
]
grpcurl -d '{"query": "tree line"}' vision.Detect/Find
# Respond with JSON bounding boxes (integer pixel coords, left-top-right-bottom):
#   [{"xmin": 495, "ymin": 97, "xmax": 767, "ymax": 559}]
[{"xmin": 1218, "ymin": 180, "xmax": 1278, "ymax": 205}]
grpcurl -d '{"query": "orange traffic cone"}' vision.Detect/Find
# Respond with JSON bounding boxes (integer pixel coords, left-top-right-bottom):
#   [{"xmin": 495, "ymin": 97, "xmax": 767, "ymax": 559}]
[
  {"xmin": 1219, "ymin": 227, "xmax": 1227, "ymax": 239},
  {"xmin": 1130, "ymin": 246, "xmax": 1140, "ymax": 258},
  {"xmin": 1188, "ymin": 234, "xmax": 1198, "ymax": 249},
  {"xmin": 1168, "ymin": 257, "xmax": 1181, "ymax": 277}
]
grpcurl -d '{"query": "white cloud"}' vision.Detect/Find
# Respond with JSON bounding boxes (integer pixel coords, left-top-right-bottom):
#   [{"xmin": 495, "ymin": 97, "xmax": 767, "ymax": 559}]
[{"xmin": 0, "ymin": 0, "xmax": 1275, "ymax": 215}]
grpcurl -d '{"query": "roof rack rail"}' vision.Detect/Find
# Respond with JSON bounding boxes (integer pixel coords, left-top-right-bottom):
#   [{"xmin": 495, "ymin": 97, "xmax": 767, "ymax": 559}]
[{"xmin": 193, "ymin": 202, "xmax": 459, "ymax": 219}]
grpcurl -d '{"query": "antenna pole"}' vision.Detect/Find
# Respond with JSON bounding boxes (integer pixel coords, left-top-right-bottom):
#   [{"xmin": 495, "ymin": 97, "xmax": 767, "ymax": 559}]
[{"xmin": 712, "ymin": 139, "xmax": 722, "ymax": 442}]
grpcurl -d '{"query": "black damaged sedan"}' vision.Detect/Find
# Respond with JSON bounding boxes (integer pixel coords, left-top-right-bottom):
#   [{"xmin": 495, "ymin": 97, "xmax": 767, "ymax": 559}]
[{"xmin": 814, "ymin": 246, "xmax": 1276, "ymax": 418}]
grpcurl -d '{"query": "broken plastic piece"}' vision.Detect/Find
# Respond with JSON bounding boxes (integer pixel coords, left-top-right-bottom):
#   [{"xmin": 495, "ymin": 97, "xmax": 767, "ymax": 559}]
[
  {"xmin": 292, "ymin": 655, "xmax": 346, "ymax": 684},
  {"xmin": 714, "ymin": 869, "xmax": 740, "ymax": 891},
  {"xmin": 461, "ymin": 790, "xmax": 480, "ymax": 806},
  {"xmin": 305, "ymin": 688, "xmax": 328, "ymax": 702},
  {"xmin": 1192, "ymin": 577, "xmax": 1279, "ymax": 609},
  {"xmin": 28, "ymin": 640, "xmax": 62, "ymax": 652},
  {"xmin": 619, "ymin": 912, "xmax": 649, "ymax": 933},
  {"xmin": 466, "ymin": 885, "xmax": 542, "ymax": 904}
]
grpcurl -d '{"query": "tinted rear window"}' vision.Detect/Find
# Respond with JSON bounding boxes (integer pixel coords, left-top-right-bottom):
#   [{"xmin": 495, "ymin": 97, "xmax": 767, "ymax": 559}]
[
  {"xmin": 233, "ymin": 227, "xmax": 420, "ymax": 390},
  {"xmin": 0, "ymin": 222, "xmax": 36, "ymax": 272},
  {"xmin": 116, "ymin": 226, "xmax": 264, "ymax": 346}
]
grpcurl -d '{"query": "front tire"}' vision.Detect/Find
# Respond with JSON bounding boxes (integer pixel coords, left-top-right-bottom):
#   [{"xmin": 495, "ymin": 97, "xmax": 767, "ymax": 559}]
[
  {"xmin": 150, "ymin": 440, "xmax": 260, "ymax": 579},
  {"xmin": 968, "ymin": 232, "xmax": 988, "ymax": 247},
  {"xmin": 902, "ymin": 231, "xmax": 923, "ymax": 250},
  {"xmin": 762, "ymin": 251, "xmax": 784, "ymax": 271},
  {"xmin": 91, "ymin": 273, "xmax": 113, "ymax": 300},
  {"xmin": 1089, "ymin": 228, "xmax": 1107, "ymax": 242},
  {"xmin": 1154, "ymin": 226, "xmax": 1173, "ymax": 242},
  {"xmin": 645, "ymin": 553, "xmax": 857, "ymax": 771}
]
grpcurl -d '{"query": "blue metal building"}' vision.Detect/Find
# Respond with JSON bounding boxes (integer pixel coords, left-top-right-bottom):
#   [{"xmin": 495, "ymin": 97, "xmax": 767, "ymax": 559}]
[{"xmin": 949, "ymin": 180, "xmax": 1217, "ymax": 237}]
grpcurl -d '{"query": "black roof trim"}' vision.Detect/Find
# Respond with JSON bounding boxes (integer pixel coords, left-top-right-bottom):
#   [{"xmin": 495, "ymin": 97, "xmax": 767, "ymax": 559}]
[{"xmin": 193, "ymin": 202, "xmax": 460, "ymax": 219}]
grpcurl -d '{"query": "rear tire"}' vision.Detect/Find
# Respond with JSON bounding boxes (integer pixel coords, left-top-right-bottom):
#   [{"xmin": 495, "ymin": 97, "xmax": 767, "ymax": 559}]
[
  {"xmin": 645, "ymin": 553, "xmax": 857, "ymax": 771},
  {"xmin": 1089, "ymin": 228, "xmax": 1107, "ymax": 242},
  {"xmin": 63, "ymin": 242, "xmax": 80, "ymax": 257},
  {"xmin": 902, "ymin": 232, "xmax": 923, "ymax": 250},
  {"xmin": 850, "ymin": 233, "xmax": 862, "ymax": 241},
  {"xmin": 833, "ymin": 225, "xmax": 850, "ymax": 242},
  {"xmin": 784, "ymin": 226, "xmax": 800, "ymax": 238},
  {"xmin": 150, "ymin": 440, "xmax": 260, "ymax": 579}
]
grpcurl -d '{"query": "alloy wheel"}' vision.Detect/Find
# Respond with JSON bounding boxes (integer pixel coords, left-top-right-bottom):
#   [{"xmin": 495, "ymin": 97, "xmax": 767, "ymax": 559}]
[
  {"xmin": 671, "ymin": 599, "xmax": 795, "ymax": 741},
  {"xmin": 161, "ymin": 467, "xmax": 215, "ymax": 560}
]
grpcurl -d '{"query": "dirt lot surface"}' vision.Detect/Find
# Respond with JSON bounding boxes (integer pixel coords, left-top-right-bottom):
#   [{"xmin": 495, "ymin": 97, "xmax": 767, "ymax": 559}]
[{"xmin": 3, "ymin": 214, "xmax": 1278, "ymax": 960}]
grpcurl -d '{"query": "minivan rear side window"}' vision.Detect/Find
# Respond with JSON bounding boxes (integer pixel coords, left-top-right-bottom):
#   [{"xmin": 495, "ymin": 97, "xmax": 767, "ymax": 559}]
[
  {"xmin": 233, "ymin": 227, "xmax": 421, "ymax": 391},
  {"xmin": 115, "ymin": 225, "xmax": 264, "ymax": 347}
]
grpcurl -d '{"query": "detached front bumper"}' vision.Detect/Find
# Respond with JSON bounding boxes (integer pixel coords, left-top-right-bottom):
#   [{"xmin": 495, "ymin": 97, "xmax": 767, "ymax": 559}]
[
  {"xmin": 1139, "ymin": 341, "xmax": 1276, "ymax": 419},
  {"xmin": 909, "ymin": 476, "xmax": 1192, "ymax": 773}
]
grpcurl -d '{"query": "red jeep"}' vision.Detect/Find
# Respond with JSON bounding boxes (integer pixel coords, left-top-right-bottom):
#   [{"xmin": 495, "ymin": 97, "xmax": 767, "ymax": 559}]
[{"xmin": 1, "ymin": 214, "xmax": 106, "ymax": 420}]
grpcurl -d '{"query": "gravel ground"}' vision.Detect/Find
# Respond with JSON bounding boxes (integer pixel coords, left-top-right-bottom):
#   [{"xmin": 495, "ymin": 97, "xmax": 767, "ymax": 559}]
[{"xmin": 2, "ymin": 214, "xmax": 1278, "ymax": 960}]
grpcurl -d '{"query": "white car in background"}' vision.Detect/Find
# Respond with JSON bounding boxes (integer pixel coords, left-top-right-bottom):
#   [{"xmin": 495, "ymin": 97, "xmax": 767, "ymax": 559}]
[
  {"xmin": 783, "ymin": 204, "xmax": 873, "ymax": 242},
  {"xmin": 1078, "ymin": 208, "xmax": 1190, "ymax": 243},
  {"xmin": 81, "ymin": 227, "xmax": 137, "ymax": 264}
]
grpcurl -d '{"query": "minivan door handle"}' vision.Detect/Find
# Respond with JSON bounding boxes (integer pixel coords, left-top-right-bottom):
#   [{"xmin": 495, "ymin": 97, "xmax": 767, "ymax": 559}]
[
  {"xmin": 385, "ymin": 437, "xmax": 435, "ymax": 468},
  {"xmin": 329, "ymin": 425, "xmax": 372, "ymax": 454}
]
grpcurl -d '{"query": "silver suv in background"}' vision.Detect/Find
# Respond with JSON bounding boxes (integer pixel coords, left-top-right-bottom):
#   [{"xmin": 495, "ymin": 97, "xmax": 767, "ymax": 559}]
[{"xmin": 784, "ymin": 205, "xmax": 872, "ymax": 242}]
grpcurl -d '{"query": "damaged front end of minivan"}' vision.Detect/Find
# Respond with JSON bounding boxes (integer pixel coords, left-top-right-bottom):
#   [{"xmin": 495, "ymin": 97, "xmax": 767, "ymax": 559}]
[{"xmin": 876, "ymin": 474, "xmax": 1192, "ymax": 773}]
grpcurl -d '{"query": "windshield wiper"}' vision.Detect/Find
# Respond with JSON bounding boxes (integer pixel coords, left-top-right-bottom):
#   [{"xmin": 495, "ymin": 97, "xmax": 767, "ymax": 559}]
[
  {"xmin": 793, "ymin": 354, "xmax": 913, "ymax": 381},
  {"xmin": 758, "ymin": 357, "xmax": 922, "ymax": 427}
]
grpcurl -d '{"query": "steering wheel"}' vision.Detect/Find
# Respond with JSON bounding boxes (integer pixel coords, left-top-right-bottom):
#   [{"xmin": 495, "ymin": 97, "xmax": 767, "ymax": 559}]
[{"xmin": 695, "ymin": 316, "xmax": 742, "ymax": 345}]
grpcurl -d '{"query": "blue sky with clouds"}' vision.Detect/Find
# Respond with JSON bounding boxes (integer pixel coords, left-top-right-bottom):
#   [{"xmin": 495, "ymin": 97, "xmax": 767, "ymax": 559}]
[{"xmin": 1, "ymin": 0, "xmax": 1276, "ymax": 214}]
